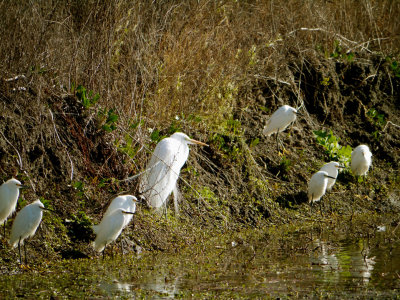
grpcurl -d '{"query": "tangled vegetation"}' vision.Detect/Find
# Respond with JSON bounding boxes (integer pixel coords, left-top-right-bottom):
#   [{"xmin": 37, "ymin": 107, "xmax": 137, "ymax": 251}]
[{"xmin": 0, "ymin": 1, "xmax": 399, "ymax": 271}]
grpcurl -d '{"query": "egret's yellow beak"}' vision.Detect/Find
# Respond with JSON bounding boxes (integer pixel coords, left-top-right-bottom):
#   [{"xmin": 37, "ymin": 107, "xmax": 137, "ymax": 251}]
[{"xmin": 188, "ymin": 138, "xmax": 209, "ymax": 147}]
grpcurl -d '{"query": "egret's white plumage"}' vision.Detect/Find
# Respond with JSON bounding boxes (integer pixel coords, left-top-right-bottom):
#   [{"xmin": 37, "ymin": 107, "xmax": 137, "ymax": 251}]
[
  {"xmin": 351, "ymin": 145, "xmax": 372, "ymax": 176},
  {"xmin": 9, "ymin": 199, "xmax": 47, "ymax": 248},
  {"xmin": 319, "ymin": 162, "xmax": 342, "ymax": 191},
  {"xmin": 93, "ymin": 195, "xmax": 138, "ymax": 235},
  {"xmin": 263, "ymin": 105, "xmax": 298, "ymax": 136},
  {"xmin": 140, "ymin": 132, "xmax": 208, "ymax": 212},
  {"xmin": 308, "ymin": 171, "xmax": 336, "ymax": 203},
  {"xmin": 0, "ymin": 178, "xmax": 24, "ymax": 226},
  {"xmin": 92, "ymin": 208, "xmax": 135, "ymax": 252}
]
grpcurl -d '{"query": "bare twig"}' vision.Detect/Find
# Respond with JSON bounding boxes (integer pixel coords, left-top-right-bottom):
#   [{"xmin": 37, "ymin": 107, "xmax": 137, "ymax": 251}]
[
  {"xmin": 288, "ymin": 27, "xmax": 359, "ymax": 47},
  {"xmin": 381, "ymin": 121, "xmax": 400, "ymax": 133},
  {"xmin": 4, "ymin": 75, "xmax": 26, "ymax": 82},
  {"xmin": 288, "ymin": 27, "xmax": 389, "ymax": 54},
  {"xmin": 0, "ymin": 131, "xmax": 23, "ymax": 169},
  {"xmin": 48, "ymin": 109, "xmax": 75, "ymax": 181},
  {"xmin": 23, "ymin": 170, "xmax": 37, "ymax": 194},
  {"xmin": 120, "ymin": 161, "xmax": 161, "ymax": 182}
]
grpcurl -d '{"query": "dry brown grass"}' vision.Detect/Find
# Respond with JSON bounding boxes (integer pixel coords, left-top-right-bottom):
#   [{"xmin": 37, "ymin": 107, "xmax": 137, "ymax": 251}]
[
  {"xmin": 0, "ymin": 1, "xmax": 399, "ymax": 246},
  {"xmin": 1, "ymin": 1, "xmax": 398, "ymax": 125}
]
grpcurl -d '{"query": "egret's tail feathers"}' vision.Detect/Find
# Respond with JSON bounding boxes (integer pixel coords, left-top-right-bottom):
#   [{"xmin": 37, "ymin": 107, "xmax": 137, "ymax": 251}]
[
  {"xmin": 93, "ymin": 240, "xmax": 105, "ymax": 252},
  {"xmin": 9, "ymin": 236, "xmax": 20, "ymax": 248},
  {"xmin": 92, "ymin": 225, "xmax": 99, "ymax": 235},
  {"xmin": 172, "ymin": 184, "xmax": 180, "ymax": 215}
]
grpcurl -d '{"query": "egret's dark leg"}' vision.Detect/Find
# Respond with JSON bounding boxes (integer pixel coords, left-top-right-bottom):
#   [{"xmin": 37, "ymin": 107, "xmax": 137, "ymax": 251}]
[
  {"xmin": 103, "ymin": 243, "xmax": 106, "ymax": 260},
  {"xmin": 276, "ymin": 129, "xmax": 280, "ymax": 153},
  {"xmin": 319, "ymin": 199, "xmax": 323, "ymax": 217},
  {"xmin": 327, "ymin": 196, "xmax": 332, "ymax": 213},
  {"xmin": 18, "ymin": 237, "xmax": 22, "ymax": 264},
  {"xmin": 3, "ymin": 223, "xmax": 5, "ymax": 237},
  {"xmin": 310, "ymin": 194, "xmax": 314, "ymax": 207},
  {"xmin": 363, "ymin": 176, "xmax": 367, "ymax": 193},
  {"xmin": 120, "ymin": 238, "xmax": 124, "ymax": 255},
  {"xmin": 24, "ymin": 242, "xmax": 27, "ymax": 265},
  {"xmin": 164, "ymin": 201, "xmax": 168, "ymax": 219},
  {"xmin": 356, "ymin": 176, "xmax": 360, "ymax": 195}
]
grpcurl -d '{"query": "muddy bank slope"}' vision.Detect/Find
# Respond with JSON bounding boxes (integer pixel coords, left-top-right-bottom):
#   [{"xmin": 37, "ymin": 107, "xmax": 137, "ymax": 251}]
[{"xmin": 0, "ymin": 2, "xmax": 399, "ymax": 268}]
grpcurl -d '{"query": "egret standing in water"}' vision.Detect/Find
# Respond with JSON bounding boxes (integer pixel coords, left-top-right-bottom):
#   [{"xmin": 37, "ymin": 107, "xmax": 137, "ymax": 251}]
[
  {"xmin": 9, "ymin": 199, "xmax": 51, "ymax": 264},
  {"xmin": 92, "ymin": 208, "xmax": 136, "ymax": 258},
  {"xmin": 351, "ymin": 145, "xmax": 372, "ymax": 177},
  {"xmin": 140, "ymin": 132, "xmax": 208, "ymax": 215},
  {"xmin": 308, "ymin": 171, "xmax": 337, "ymax": 214},
  {"xmin": 263, "ymin": 105, "xmax": 299, "ymax": 152},
  {"xmin": 0, "ymin": 178, "xmax": 25, "ymax": 236},
  {"xmin": 319, "ymin": 162, "xmax": 344, "ymax": 191}
]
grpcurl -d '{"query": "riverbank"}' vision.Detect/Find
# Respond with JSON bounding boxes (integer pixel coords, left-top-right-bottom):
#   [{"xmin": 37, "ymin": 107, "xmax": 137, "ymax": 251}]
[{"xmin": 0, "ymin": 0, "xmax": 399, "ymax": 277}]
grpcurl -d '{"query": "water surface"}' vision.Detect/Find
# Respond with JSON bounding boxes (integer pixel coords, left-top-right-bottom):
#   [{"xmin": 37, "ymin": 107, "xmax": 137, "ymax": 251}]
[{"xmin": 1, "ymin": 227, "xmax": 399, "ymax": 298}]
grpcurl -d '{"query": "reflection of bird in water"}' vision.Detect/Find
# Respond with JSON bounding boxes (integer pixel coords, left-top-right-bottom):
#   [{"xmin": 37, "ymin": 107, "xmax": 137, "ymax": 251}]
[
  {"xmin": 350, "ymin": 246, "xmax": 375, "ymax": 284},
  {"xmin": 310, "ymin": 239, "xmax": 340, "ymax": 284},
  {"xmin": 311, "ymin": 239, "xmax": 339, "ymax": 268},
  {"xmin": 143, "ymin": 271, "xmax": 181, "ymax": 299}
]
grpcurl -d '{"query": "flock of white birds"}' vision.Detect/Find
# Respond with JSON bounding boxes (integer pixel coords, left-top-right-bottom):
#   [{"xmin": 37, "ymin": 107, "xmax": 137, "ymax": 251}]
[{"xmin": 0, "ymin": 105, "xmax": 373, "ymax": 262}]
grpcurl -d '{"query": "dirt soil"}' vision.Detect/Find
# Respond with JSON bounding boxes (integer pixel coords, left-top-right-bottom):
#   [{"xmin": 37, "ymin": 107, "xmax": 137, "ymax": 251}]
[{"xmin": 0, "ymin": 50, "xmax": 399, "ymax": 271}]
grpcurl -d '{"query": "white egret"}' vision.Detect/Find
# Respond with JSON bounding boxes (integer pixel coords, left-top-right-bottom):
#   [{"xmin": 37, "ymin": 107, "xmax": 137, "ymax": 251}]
[
  {"xmin": 92, "ymin": 208, "xmax": 135, "ymax": 257},
  {"xmin": 263, "ymin": 105, "xmax": 298, "ymax": 152},
  {"xmin": 351, "ymin": 145, "xmax": 372, "ymax": 177},
  {"xmin": 319, "ymin": 162, "xmax": 344, "ymax": 191},
  {"xmin": 9, "ymin": 199, "xmax": 51, "ymax": 264},
  {"xmin": 308, "ymin": 171, "xmax": 337, "ymax": 213},
  {"xmin": 139, "ymin": 132, "xmax": 208, "ymax": 215},
  {"xmin": 0, "ymin": 178, "xmax": 25, "ymax": 236}
]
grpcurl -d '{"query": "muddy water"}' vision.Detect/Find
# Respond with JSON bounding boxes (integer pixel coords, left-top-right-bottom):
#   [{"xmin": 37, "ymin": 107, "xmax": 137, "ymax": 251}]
[{"xmin": 1, "ymin": 229, "xmax": 400, "ymax": 298}]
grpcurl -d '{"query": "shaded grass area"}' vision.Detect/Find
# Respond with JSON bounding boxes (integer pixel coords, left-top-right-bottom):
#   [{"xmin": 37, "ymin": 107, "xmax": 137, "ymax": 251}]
[{"xmin": 0, "ymin": 0, "xmax": 399, "ymax": 272}]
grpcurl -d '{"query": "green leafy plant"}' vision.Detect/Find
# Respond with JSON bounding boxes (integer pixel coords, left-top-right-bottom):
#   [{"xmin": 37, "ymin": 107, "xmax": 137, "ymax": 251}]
[
  {"xmin": 72, "ymin": 84, "xmax": 100, "ymax": 109},
  {"xmin": 40, "ymin": 196, "xmax": 53, "ymax": 210},
  {"xmin": 99, "ymin": 108, "xmax": 119, "ymax": 132},
  {"xmin": 249, "ymin": 138, "xmax": 260, "ymax": 148},
  {"xmin": 278, "ymin": 155, "xmax": 292, "ymax": 179},
  {"xmin": 67, "ymin": 211, "xmax": 94, "ymax": 242},
  {"xmin": 116, "ymin": 134, "xmax": 141, "ymax": 159},
  {"xmin": 367, "ymin": 108, "xmax": 386, "ymax": 140},
  {"xmin": 320, "ymin": 77, "xmax": 331, "ymax": 86},
  {"xmin": 367, "ymin": 108, "xmax": 385, "ymax": 127},
  {"xmin": 330, "ymin": 40, "xmax": 354, "ymax": 62},
  {"xmin": 211, "ymin": 133, "xmax": 242, "ymax": 161},
  {"xmin": 226, "ymin": 118, "xmax": 242, "ymax": 135},
  {"xmin": 313, "ymin": 129, "xmax": 352, "ymax": 167},
  {"xmin": 386, "ymin": 57, "xmax": 400, "ymax": 78},
  {"xmin": 150, "ymin": 129, "xmax": 165, "ymax": 143}
]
